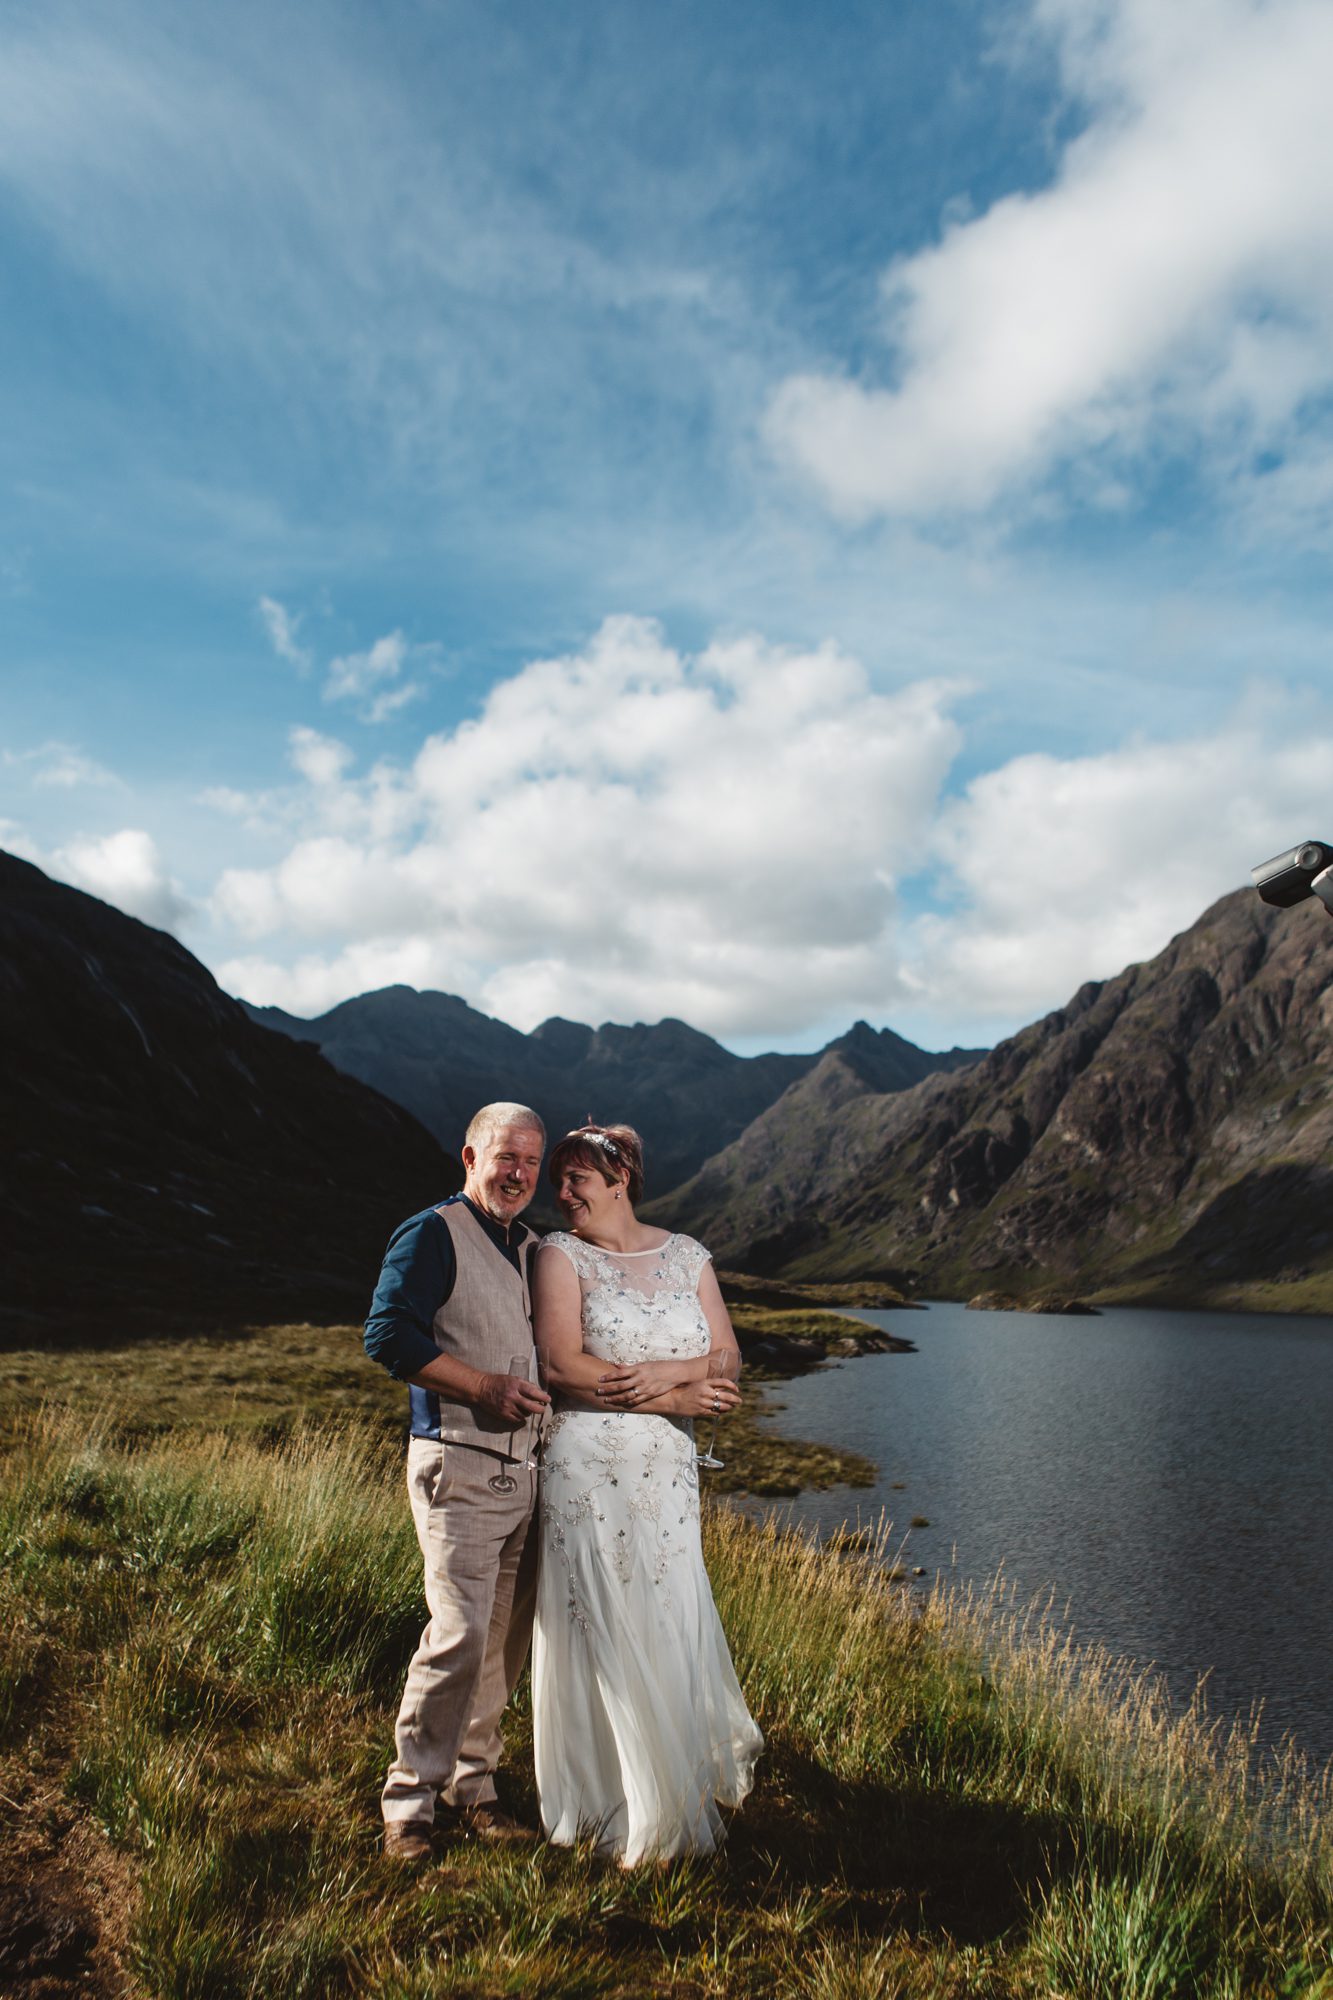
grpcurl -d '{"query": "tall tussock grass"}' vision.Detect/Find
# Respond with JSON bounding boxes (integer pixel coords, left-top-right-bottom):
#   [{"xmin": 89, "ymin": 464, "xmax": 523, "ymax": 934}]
[{"xmin": 2, "ymin": 1406, "xmax": 1329, "ymax": 1999}]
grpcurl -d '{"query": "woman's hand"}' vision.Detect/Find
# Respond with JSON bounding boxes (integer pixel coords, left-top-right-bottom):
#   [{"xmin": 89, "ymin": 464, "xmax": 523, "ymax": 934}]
[
  {"xmin": 595, "ymin": 1359, "xmax": 691, "ymax": 1407},
  {"xmin": 674, "ymin": 1377, "xmax": 742, "ymax": 1420}
]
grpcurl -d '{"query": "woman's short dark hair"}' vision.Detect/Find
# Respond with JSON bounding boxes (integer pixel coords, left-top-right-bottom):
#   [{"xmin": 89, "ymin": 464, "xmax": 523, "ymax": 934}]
[{"xmin": 548, "ymin": 1123, "xmax": 645, "ymax": 1204}]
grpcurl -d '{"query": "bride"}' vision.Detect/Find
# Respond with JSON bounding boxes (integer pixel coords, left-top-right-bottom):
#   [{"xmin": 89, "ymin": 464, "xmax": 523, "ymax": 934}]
[{"xmin": 530, "ymin": 1122, "xmax": 763, "ymax": 1865}]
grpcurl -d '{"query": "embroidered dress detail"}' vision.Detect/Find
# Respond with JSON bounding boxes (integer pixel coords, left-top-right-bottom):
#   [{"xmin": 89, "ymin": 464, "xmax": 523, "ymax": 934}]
[{"xmin": 532, "ymin": 1230, "xmax": 763, "ymax": 1865}]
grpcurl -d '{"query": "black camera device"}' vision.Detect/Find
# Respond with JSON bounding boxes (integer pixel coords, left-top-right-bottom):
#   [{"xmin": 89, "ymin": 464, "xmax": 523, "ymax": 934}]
[{"xmin": 1251, "ymin": 840, "xmax": 1333, "ymax": 909}]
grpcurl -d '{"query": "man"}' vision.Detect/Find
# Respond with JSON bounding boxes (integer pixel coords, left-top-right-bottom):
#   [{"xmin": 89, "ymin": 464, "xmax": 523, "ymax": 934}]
[{"xmin": 365, "ymin": 1102, "xmax": 551, "ymax": 1861}]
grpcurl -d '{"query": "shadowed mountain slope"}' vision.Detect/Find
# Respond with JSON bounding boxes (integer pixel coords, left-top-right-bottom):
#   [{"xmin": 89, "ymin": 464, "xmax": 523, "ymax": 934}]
[
  {"xmin": 246, "ymin": 991, "xmax": 981, "ymax": 1199},
  {"xmin": 1, "ymin": 854, "xmax": 459, "ymax": 1334},
  {"xmin": 649, "ymin": 889, "xmax": 1333, "ymax": 1312}
]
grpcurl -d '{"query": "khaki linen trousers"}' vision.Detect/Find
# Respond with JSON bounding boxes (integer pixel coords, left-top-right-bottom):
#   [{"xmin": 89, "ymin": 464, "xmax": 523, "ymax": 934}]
[{"xmin": 381, "ymin": 1435, "xmax": 538, "ymax": 1825}]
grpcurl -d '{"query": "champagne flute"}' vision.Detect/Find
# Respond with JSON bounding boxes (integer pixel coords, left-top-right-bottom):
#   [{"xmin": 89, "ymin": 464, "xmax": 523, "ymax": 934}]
[
  {"xmin": 509, "ymin": 1352, "xmax": 541, "ymax": 1471},
  {"xmin": 486, "ymin": 1354, "xmax": 535, "ymax": 1494},
  {"xmin": 535, "ymin": 1345, "xmax": 556, "ymax": 1464},
  {"xmin": 695, "ymin": 1348, "xmax": 739, "ymax": 1471}
]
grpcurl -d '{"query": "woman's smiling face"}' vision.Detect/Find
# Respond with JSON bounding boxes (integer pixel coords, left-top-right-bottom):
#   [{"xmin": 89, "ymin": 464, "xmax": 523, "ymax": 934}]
[{"xmin": 555, "ymin": 1159, "xmax": 623, "ymax": 1233}]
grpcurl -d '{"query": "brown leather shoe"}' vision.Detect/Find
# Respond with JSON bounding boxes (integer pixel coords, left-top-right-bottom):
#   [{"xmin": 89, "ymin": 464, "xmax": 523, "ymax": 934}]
[
  {"xmin": 383, "ymin": 1819, "xmax": 433, "ymax": 1863},
  {"xmin": 453, "ymin": 1802, "xmax": 537, "ymax": 1844}
]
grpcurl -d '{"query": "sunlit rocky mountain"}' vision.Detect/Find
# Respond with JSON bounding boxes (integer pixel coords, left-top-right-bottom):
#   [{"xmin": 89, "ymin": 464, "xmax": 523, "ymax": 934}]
[{"xmin": 648, "ymin": 888, "xmax": 1333, "ymax": 1313}]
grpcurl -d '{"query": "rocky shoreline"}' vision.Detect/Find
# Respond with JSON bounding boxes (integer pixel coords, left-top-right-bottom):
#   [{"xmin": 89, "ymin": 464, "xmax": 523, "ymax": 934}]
[
  {"xmin": 718, "ymin": 1270, "xmax": 916, "ymax": 1377},
  {"xmin": 965, "ymin": 1291, "xmax": 1099, "ymax": 1316}
]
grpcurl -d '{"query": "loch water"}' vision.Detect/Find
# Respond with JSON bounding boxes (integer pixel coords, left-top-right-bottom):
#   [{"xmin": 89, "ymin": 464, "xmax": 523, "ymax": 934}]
[{"xmin": 745, "ymin": 1299, "xmax": 1333, "ymax": 1769}]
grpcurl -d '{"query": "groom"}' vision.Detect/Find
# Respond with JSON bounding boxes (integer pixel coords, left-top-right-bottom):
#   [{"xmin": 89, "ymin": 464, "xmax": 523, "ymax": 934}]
[{"xmin": 364, "ymin": 1101, "xmax": 550, "ymax": 1861}]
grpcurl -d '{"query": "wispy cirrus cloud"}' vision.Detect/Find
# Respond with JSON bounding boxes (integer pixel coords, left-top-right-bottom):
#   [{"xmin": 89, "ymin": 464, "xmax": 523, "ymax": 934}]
[
  {"xmin": 0, "ymin": 0, "xmax": 760, "ymax": 530},
  {"xmin": 3, "ymin": 742, "xmax": 124, "ymax": 790},
  {"xmin": 256, "ymin": 601, "xmax": 436, "ymax": 724},
  {"xmin": 323, "ymin": 631, "xmax": 435, "ymax": 724},
  {"xmin": 257, "ymin": 596, "xmax": 312, "ymax": 673},
  {"xmin": 767, "ymin": 0, "xmax": 1333, "ymax": 532}
]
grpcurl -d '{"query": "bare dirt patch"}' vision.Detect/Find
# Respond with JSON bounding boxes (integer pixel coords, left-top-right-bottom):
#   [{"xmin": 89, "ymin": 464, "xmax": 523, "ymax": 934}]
[{"xmin": 0, "ymin": 1768, "xmax": 136, "ymax": 1999}]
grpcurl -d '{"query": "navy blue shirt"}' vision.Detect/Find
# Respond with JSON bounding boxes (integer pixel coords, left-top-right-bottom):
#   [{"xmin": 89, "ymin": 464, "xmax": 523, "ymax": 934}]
[{"xmin": 363, "ymin": 1193, "xmax": 530, "ymax": 1439}]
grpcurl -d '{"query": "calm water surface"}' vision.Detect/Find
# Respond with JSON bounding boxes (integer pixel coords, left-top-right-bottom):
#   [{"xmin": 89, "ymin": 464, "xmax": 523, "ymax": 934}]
[{"xmin": 745, "ymin": 1301, "xmax": 1333, "ymax": 1768}]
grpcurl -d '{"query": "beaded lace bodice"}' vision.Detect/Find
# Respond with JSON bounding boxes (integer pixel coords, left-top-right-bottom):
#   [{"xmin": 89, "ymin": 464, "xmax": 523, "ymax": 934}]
[
  {"xmin": 538, "ymin": 1231, "xmax": 712, "ymax": 1365},
  {"xmin": 537, "ymin": 1230, "xmax": 714, "ymax": 1626}
]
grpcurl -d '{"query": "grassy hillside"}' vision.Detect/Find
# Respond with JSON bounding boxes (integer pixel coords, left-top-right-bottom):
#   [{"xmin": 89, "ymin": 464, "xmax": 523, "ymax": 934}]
[
  {"xmin": 0, "ymin": 1318, "xmax": 878, "ymax": 1499},
  {"xmin": 3, "ymin": 1399, "xmax": 1330, "ymax": 1994}
]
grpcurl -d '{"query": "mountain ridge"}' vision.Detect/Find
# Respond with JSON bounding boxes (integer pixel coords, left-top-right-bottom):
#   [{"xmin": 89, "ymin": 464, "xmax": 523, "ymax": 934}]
[
  {"xmin": 13, "ymin": 845, "xmax": 1326, "ymax": 1323},
  {"xmin": 647, "ymin": 887, "xmax": 1333, "ymax": 1312},
  {"xmin": 246, "ymin": 989, "xmax": 982, "ymax": 1199}
]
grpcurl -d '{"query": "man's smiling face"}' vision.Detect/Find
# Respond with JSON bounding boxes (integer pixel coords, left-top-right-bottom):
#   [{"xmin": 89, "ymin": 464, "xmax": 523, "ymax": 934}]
[{"xmin": 462, "ymin": 1123, "xmax": 545, "ymax": 1226}]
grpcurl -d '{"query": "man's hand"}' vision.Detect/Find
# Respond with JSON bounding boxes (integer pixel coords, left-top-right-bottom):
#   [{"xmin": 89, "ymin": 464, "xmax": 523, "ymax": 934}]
[{"xmin": 474, "ymin": 1373, "xmax": 551, "ymax": 1424}]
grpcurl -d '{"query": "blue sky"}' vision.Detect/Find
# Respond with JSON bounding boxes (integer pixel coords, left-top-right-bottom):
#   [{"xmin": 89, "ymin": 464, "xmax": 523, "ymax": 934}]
[{"xmin": 4, "ymin": 0, "xmax": 1333, "ymax": 1053}]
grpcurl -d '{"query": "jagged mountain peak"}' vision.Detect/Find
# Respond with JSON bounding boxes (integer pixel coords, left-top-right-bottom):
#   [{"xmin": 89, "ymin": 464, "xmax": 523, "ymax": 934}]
[
  {"xmin": 652, "ymin": 886, "xmax": 1333, "ymax": 1310},
  {"xmin": 529, "ymin": 1016, "xmax": 594, "ymax": 1056},
  {"xmin": 246, "ymin": 981, "xmax": 976, "ymax": 1199}
]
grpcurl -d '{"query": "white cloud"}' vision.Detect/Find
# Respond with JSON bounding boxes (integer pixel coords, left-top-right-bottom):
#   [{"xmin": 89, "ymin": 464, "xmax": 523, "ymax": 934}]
[
  {"xmin": 323, "ymin": 630, "xmax": 433, "ymax": 724},
  {"xmin": 908, "ymin": 699, "xmax": 1333, "ymax": 1022},
  {"xmin": 54, "ymin": 827, "xmax": 192, "ymax": 932},
  {"xmin": 4, "ymin": 742, "xmax": 123, "ymax": 790},
  {"xmin": 0, "ymin": 819, "xmax": 39, "ymax": 861},
  {"xmin": 199, "ymin": 784, "xmax": 261, "ymax": 817},
  {"xmin": 767, "ymin": 0, "xmax": 1333, "ymax": 524},
  {"xmin": 288, "ymin": 726, "xmax": 354, "ymax": 789},
  {"xmin": 325, "ymin": 632, "xmax": 407, "ymax": 702},
  {"xmin": 365, "ymin": 682, "xmax": 427, "ymax": 725},
  {"xmin": 212, "ymin": 616, "xmax": 964, "ymax": 1037},
  {"xmin": 258, "ymin": 595, "xmax": 312, "ymax": 673},
  {"xmin": 258, "ymin": 601, "xmax": 431, "ymax": 723},
  {"xmin": 219, "ymin": 936, "xmax": 476, "ymax": 1018},
  {"xmin": 10, "ymin": 622, "xmax": 1321, "ymax": 1050},
  {"xmin": 201, "ymin": 727, "xmax": 417, "ymax": 845},
  {"xmin": 219, "ymin": 660, "xmax": 1331, "ymax": 1044}
]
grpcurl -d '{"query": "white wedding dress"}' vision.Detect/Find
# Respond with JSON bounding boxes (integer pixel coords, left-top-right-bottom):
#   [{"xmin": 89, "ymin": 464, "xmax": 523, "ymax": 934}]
[{"xmin": 531, "ymin": 1231, "xmax": 763, "ymax": 1866}]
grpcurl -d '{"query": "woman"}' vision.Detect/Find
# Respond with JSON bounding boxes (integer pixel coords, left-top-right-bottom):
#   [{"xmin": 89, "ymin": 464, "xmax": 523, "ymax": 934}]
[{"xmin": 531, "ymin": 1122, "xmax": 763, "ymax": 1866}]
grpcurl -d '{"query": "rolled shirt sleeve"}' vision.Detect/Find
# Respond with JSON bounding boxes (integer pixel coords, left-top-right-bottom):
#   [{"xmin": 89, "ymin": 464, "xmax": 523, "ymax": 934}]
[{"xmin": 363, "ymin": 1208, "xmax": 457, "ymax": 1382}]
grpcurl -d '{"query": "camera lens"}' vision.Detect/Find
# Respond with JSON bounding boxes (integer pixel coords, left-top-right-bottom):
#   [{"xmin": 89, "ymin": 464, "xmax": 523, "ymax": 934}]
[{"xmin": 1297, "ymin": 842, "xmax": 1325, "ymax": 869}]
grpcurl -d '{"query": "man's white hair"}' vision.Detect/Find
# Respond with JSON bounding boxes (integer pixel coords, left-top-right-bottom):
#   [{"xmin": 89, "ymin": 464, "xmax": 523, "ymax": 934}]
[{"xmin": 464, "ymin": 1102, "xmax": 546, "ymax": 1152}]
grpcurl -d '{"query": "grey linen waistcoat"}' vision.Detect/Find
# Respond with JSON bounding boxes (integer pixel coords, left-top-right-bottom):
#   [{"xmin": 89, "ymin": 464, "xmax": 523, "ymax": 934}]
[{"xmin": 431, "ymin": 1202, "xmax": 539, "ymax": 1459}]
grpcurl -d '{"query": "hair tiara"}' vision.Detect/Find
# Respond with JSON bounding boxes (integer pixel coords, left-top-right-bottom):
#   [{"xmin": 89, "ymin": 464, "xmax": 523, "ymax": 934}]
[{"xmin": 568, "ymin": 1128, "xmax": 620, "ymax": 1159}]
